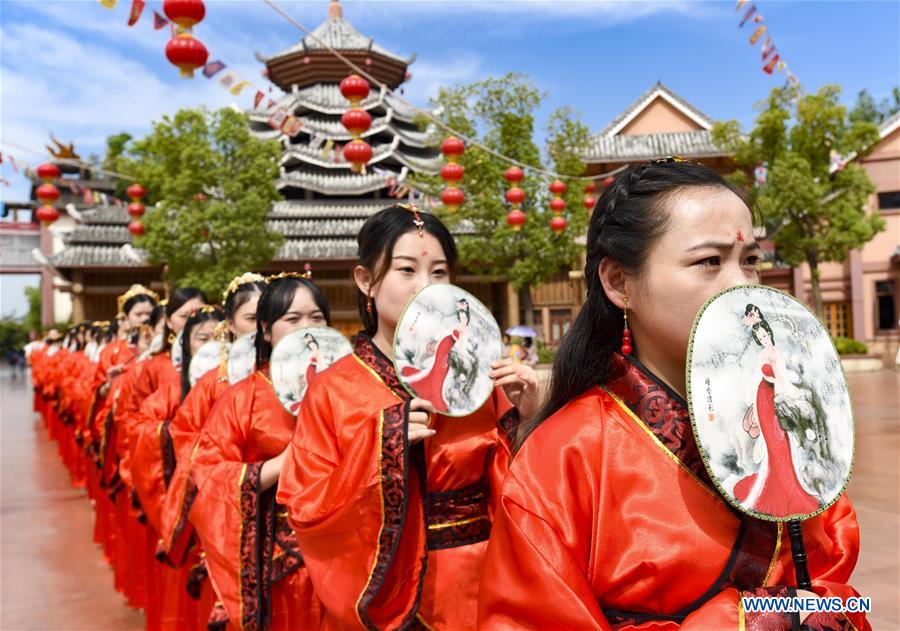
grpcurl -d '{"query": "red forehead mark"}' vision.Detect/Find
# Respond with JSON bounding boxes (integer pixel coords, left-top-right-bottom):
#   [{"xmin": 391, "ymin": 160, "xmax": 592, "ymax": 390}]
[
  {"xmin": 421, "ymin": 250, "xmax": 428, "ymax": 256},
  {"xmin": 736, "ymin": 230, "xmax": 745, "ymax": 242}
]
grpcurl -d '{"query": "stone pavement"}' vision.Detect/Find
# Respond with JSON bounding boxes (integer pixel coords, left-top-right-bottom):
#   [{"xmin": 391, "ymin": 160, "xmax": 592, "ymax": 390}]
[{"xmin": 1, "ymin": 370, "xmax": 897, "ymax": 629}]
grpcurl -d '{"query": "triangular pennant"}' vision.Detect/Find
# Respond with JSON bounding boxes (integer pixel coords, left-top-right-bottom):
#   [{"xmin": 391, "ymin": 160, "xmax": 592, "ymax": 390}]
[
  {"xmin": 761, "ymin": 36, "xmax": 773, "ymax": 58},
  {"xmin": 739, "ymin": 4, "xmax": 756, "ymax": 27},
  {"xmin": 9, "ymin": 157, "xmax": 18, "ymax": 174},
  {"xmin": 127, "ymin": 0, "xmax": 146, "ymax": 26},
  {"xmin": 202, "ymin": 61, "xmax": 226, "ymax": 78},
  {"xmin": 253, "ymin": 91, "xmax": 265, "ymax": 109},
  {"xmin": 735, "ymin": 0, "xmax": 749, "ymax": 10},
  {"xmin": 749, "ymin": 25, "xmax": 767, "ymax": 45},
  {"xmin": 267, "ymin": 99, "xmax": 276, "ymax": 109},
  {"xmin": 753, "ymin": 13, "xmax": 764, "ymax": 23},
  {"xmin": 153, "ymin": 10, "xmax": 168, "ymax": 29},
  {"xmin": 763, "ymin": 45, "xmax": 777, "ymax": 64},
  {"xmin": 98, "ymin": 0, "xmax": 117, "ymax": 8},
  {"xmin": 776, "ymin": 60, "xmax": 787, "ymax": 72},
  {"xmin": 763, "ymin": 53, "xmax": 780, "ymax": 75}
]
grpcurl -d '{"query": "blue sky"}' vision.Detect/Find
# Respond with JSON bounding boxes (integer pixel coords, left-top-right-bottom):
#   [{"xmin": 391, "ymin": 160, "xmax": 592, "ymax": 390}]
[{"xmin": 1, "ymin": 0, "xmax": 898, "ymax": 315}]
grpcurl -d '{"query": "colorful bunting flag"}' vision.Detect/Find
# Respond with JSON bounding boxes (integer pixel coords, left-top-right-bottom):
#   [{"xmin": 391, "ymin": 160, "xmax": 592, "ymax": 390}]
[
  {"xmin": 761, "ymin": 36, "xmax": 773, "ymax": 59},
  {"xmin": 749, "ymin": 25, "xmax": 766, "ymax": 45},
  {"xmin": 229, "ymin": 81, "xmax": 251, "ymax": 96},
  {"xmin": 127, "ymin": 0, "xmax": 146, "ymax": 26},
  {"xmin": 153, "ymin": 11, "xmax": 168, "ymax": 30},
  {"xmin": 254, "ymin": 91, "xmax": 265, "ymax": 109},
  {"xmin": 739, "ymin": 5, "xmax": 756, "ymax": 27},
  {"xmin": 218, "ymin": 71, "xmax": 240, "ymax": 89},
  {"xmin": 267, "ymin": 99, "xmax": 276, "ymax": 109},
  {"xmin": 777, "ymin": 60, "xmax": 787, "ymax": 72},
  {"xmin": 267, "ymin": 108, "xmax": 288, "ymax": 130},
  {"xmin": 202, "ymin": 61, "xmax": 226, "ymax": 78},
  {"xmin": 762, "ymin": 54, "xmax": 781, "ymax": 75},
  {"xmin": 98, "ymin": 0, "xmax": 118, "ymax": 8},
  {"xmin": 281, "ymin": 116, "xmax": 303, "ymax": 136},
  {"xmin": 753, "ymin": 13, "xmax": 764, "ymax": 23},
  {"xmin": 735, "ymin": 0, "xmax": 749, "ymax": 10}
]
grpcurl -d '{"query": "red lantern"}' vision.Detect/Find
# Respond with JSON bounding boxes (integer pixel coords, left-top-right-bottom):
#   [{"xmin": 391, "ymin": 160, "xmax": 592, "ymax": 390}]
[
  {"xmin": 302, "ymin": 56, "xmax": 311, "ymax": 64},
  {"xmin": 583, "ymin": 195, "xmax": 596, "ymax": 210},
  {"xmin": 340, "ymin": 74, "xmax": 370, "ymax": 105},
  {"xmin": 35, "ymin": 205, "xmax": 60, "ymax": 225},
  {"xmin": 341, "ymin": 108, "xmax": 373, "ymax": 138},
  {"xmin": 550, "ymin": 216, "xmax": 568, "ymax": 233},
  {"xmin": 550, "ymin": 197, "xmax": 567, "ymax": 214},
  {"xmin": 441, "ymin": 187, "xmax": 465, "ymax": 212},
  {"xmin": 585, "ymin": 182, "xmax": 597, "ymax": 194},
  {"xmin": 440, "ymin": 137, "xmax": 465, "ymax": 162},
  {"xmin": 126, "ymin": 183, "xmax": 146, "ymax": 201},
  {"xmin": 127, "ymin": 202, "xmax": 145, "ymax": 218},
  {"xmin": 603, "ymin": 176, "xmax": 615, "ymax": 188},
  {"xmin": 506, "ymin": 187, "xmax": 525, "ymax": 205},
  {"xmin": 507, "ymin": 209, "xmax": 526, "ymax": 231},
  {"xmin": 166, "ymin": 33, "xmax": 208, "ymax": 78},
  {"xmin": 549, "ymin": 179, "xmax": 567, "ymax": 196},
  {"xmin": 440, "ymin": 163, "xmax": 465, "ymax": 186},
  {"xmin": 504, "ymin": 166, "xmax": 524, "ymax": 184},
  {"xmin": 163, "ymin": 0, "xmax": 205, "ymax": 30},
  {"xmin": 343, "ymin": 139, "xmax": 373, "ymax": 173},
  {"xmin": 36, "ymin": 163, "xmax": 61, "ymax": 182},
  {"xmin": 36, "ymin": 183, "xmax": 60, "ymax": 204},
  {"xmin": 128, "ymin": 220, "xmax": 145, "ymax": 236}
]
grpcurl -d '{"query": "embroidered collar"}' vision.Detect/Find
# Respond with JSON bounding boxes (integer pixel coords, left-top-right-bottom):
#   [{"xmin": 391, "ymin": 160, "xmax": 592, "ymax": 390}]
[
  {"xmin": 353, "ymin": 333, "xmax": 408, "ymax": 400},
  {"xmin": 605, "ymin": 353, "xmax": 710, "ymax": 485}
]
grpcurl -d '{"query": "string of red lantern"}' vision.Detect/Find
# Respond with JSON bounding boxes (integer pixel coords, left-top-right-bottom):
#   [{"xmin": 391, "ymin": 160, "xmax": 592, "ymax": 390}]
[
  {"xmin": 439, "ymin": 136, "xmax": 465, "ymax": 212},
  {"xmin": 339, "ymin": 74, "xmax": 373, "ymax": 174},
  {"xmin": 548, "ymin": 179, "xmax": 568, "ymax": 233},
  {"xmin": 34, "ymin": 163, "xmax": 61, "ymax": 226},
  {"xmin": 126, "ymin": 183, "xmax": 146, "ymax": 236},
  {"xmin": 164, "ymin": 0, "xmax": 209, "ymax": 79},
  {"xmin": 504, "ymin": 167, "xmax": 526, "ymax": 231}
]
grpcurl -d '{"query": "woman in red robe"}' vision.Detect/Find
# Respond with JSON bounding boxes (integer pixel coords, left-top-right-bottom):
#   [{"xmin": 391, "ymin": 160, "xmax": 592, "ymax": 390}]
[
  {"xmin": 159, "ymin": 273, "xmax": 268, "ymax": 630},
  {"xmin": 89, "ymin": 286, "xmax": 158, "ymax": 565},
  {"xmin": 276, "ymin": 205, "xmax": 541, "ymax": 630},
  {"xmin": 190, "ymin": 275, "xmax": 330, "ymax": 631},
  {"xmin": 477, "ymin": 160, "xmax": 868, "ymax": 630}
]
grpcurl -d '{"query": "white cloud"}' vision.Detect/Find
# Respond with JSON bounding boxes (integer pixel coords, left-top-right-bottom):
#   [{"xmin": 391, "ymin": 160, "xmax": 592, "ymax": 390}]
[{"xmin": 401, "ymin": 50, "xmax": 484, "ymax": 105}]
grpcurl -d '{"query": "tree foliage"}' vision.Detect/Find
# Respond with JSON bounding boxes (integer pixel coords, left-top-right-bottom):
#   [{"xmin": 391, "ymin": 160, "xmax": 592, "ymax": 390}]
[
  {"xmin": 109, "ymin": 108, "xmax": 283, "ymax": 299},
  {"xmin": 410, "ymin": 73, "xmax": 592, "ymax": 322},
  {"xmin": 849, "ymin": 87, "xmax": 900, "ymax": 126},
  {"xmin": 713, "ymin": 85, "xmax": 883, "ymax": 317}
]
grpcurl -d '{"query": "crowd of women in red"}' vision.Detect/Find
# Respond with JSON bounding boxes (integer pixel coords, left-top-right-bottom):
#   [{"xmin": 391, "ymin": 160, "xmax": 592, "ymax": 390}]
[{"xmin": 29, "ymin": 160, "xmax": 868, "ymax": 630}]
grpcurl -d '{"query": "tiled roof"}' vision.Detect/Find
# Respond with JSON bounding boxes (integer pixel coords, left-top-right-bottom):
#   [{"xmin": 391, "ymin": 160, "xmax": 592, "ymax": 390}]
[
  {"xmin": 262, "ymin": 14, "xmax": 412, "ymax": 66},
  {"xmin": 596, "ymin": 81, "xmax": 714, "ymax": 137},
  {"xmin": 583, "ymin": 130, "xmax": 727, "ymax": 163},
  {"xmin": 276, "ymin": 167, "xmax": 409, "ymax": 195},
  {"xmin": 50, "ymin": 245, "xmax": 146, "ymax": 268}
]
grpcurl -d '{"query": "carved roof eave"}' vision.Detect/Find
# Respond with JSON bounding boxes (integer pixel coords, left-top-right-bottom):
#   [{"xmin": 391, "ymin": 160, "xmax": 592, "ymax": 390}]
[
  {"xmin": 275, "ymin": 166, "xmax": 409, "ymax": 195},
  {"xmin": 280, "ymin": 136, "xmax": 402, "ymax": 169}
]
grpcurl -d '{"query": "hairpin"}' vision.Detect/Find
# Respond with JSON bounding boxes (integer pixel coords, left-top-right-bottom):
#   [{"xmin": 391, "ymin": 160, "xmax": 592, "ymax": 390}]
[
  {"xmin": 117, "ymin": 284, "xmax": 160, "ymax": 315},
  {"xmin": 398, "ymin": 203, "xmax": 425, "ymax": 238},
  {"xmin": 222, "ymin": 272, "xmax": 267, "ymax": 304}
]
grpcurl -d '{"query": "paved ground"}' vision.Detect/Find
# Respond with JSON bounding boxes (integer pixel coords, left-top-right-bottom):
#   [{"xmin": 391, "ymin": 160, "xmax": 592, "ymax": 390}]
[{"xmin": 1, "ymin": 369, "xmax": 897, "ymax": 630}]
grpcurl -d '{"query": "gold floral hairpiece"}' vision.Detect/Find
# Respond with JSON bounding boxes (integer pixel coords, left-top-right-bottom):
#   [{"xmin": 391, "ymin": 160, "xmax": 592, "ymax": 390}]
[
  {"xmin": 222, "ymin": 272, "xmax": 267, "ymax": 304},
  {"xmin": 117, "ymin": 284, "xmax": 160, "ymax": 315},
  {"xmin": 266, "ymin": 268, "xmax": 313, "ymax": 282},
  {"xmin": 396, "ymin": 203, "xmax": 425, "ymax": 238},
  {"xmin": 92, "ymin": 320, "xmax": 111, "ymax": 328}
]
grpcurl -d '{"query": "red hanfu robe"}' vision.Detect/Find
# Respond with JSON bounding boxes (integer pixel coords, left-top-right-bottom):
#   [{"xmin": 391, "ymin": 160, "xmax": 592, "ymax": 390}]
[
  {"xmin": 191, "ymin": 370, "xmax": 322, "ymax": 631},
  {"xmin": 159, "ymin": 363, "xmax": 230, "ymax": 566},
  {"xmin": 277, "ymin": 334, "xmax": 520, "ymax": 630},
  {"xmin": 477, "ymin": 354, "xmax": 868, "ymax": 631}
]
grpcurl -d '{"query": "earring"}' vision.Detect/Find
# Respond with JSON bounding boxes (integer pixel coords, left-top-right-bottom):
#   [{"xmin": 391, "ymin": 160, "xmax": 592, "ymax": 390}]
[
  {"xmin": 167, "ymin": 332, "xmax": 176, "ymax": 344},
  {"xmin": 621, "ymin": 297, "xmax": 632, "ymax": 356},
  {"xmin": 366, "ymin": 291, "xmax": 374, "ymax": 315}
]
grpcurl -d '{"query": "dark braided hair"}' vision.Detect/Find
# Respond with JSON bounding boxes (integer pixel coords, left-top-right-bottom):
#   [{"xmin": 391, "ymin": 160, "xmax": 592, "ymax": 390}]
[{"xmin": 516, "ymin": 159, "xmax": 749, "ymax": 451}]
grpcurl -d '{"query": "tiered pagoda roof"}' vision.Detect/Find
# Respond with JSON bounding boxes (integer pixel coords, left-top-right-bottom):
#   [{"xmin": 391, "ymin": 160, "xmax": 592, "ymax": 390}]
[{"xmin": 52, "ymin": 0, "xmax": 441, "ymax": 273}]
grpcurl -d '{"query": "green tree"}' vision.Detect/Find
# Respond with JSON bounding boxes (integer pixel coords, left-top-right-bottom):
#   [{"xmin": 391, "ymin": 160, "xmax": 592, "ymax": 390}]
[
  {"xmin": 24, "ymin": 285, "xmax": 42, "ymax": 334},
  {"xmin": 0, "ymin": 319, "xmax": 28, "ymax": 356},
  {"xmin": 113, "ymin": 108, "xmax": 283, "ymax": 299},
  {"xmin": 410, "ymin": 73, "xmax": 592, "ymax": 325},
  {"xmin": 713, "ymin": 85, "xmax": 883, "ymax": 317},
  {"xmin": 849, "ymin": 87, "xmax": 900, "ymax": 125}
]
